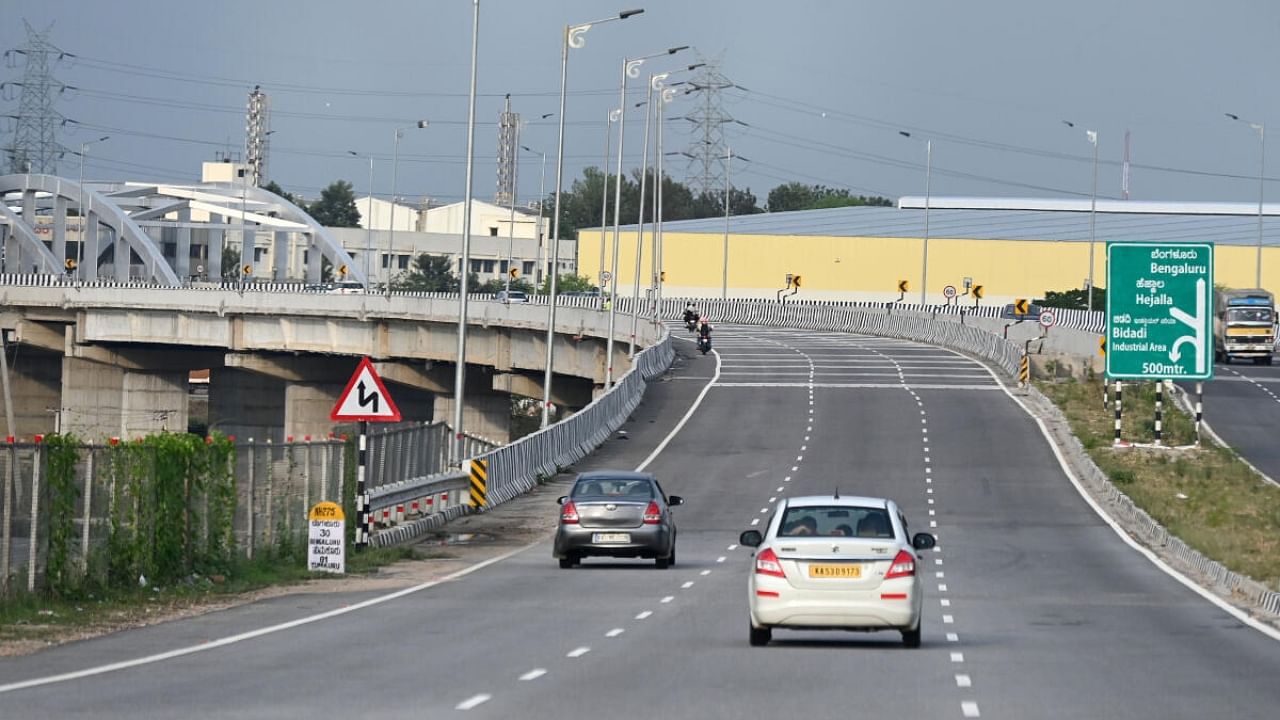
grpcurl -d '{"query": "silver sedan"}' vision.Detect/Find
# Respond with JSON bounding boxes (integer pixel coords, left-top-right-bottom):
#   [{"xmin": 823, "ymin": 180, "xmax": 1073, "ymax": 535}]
[{"xmin": 554, "ymin": 471, "xmax": 683, "ymax": 569}]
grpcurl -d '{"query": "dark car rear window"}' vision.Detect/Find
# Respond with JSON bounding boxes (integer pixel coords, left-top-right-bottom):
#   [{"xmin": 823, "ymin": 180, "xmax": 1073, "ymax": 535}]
[
  {"xmin": 779, "ymin": 506, "xmax": 893, "ymax": 538},
  {"xmin": 572, "ymin": 479, "xmax": 654, "ymax": 498}
]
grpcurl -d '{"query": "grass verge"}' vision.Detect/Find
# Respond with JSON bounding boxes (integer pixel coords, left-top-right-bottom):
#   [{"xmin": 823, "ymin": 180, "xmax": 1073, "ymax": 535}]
[{"xmin": 1040, "ymin": 375, "xmax": 1280, "ymax": 591}]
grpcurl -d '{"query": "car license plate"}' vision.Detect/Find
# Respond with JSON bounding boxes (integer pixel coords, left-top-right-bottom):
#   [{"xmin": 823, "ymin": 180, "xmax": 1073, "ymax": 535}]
[
  {"xmin": 592, "ymin": 532, "xmax": 630, "ymax": 543},
  {"xmin": 809, "ymin": 563, "xmax": 861, "ymax": 579}
]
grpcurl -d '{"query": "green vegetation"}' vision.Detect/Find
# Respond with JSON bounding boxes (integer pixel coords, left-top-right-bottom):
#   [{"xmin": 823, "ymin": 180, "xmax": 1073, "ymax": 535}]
[
  {"xmin": 1040, "ymin": 376, "xmax": 1280, "ymax": 590},
  {"xmin": 1036, "ymin": 286, "xmax": 1107, "ymax": 311}
]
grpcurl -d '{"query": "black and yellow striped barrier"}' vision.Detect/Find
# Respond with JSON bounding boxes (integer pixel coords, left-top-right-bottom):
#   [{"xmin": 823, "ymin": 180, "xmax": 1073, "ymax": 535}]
[
  {"xmin": 1019, "ymin": 355, "xmax": 1030, "ymax": 386},
  {"xmin": 469, "ymin": 459, "xmax": 488, "ymax": 508}
]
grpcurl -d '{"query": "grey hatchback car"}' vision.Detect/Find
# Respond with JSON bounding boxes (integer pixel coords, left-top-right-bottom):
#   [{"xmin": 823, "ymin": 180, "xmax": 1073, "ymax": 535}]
[{"xmin": 554, "ymin": 471, "xmax": 683, "ymax": 569}]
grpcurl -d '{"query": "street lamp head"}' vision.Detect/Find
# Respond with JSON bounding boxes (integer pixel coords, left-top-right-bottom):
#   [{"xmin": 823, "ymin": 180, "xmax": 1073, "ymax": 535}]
[
  {"xmin": 667, "ymin": 45, "xmax": 689, "ymax": 54},
  {"xmin": 1062, "ymin": 120, "xmax": 1075, "ymax": 127},
  {"xmin": 1226, "ymin": 113, "xmax": 1241, "ymax": 121},
  {"xmin": 898, "ymin": 131, "xmax": 912, "ymax": 138},
  {"xmin": 619, "ymin": 9, "xmax": 644, "ymax": 19},
  {"xmin": 540, "ymin": 113, "xmax": 554, "ymax": 119},
  {"xmin": 416, "ymin": 120, "xmax": 430, "ymax": 128},
  {"xmin": 686, "ymin": 63, "xmax": 706, "ymax": 71},
  {"xmin": 96, "ymin": 135, "xmax": 110, "ymax": 142},
  {"xmin": 347, "ymin": 150, "xmax": 359, "ymax": 157}
]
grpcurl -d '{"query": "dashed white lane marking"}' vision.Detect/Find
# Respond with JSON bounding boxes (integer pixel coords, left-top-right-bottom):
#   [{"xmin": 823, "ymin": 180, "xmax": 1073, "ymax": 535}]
[
  {"xmin": 936, "ymin": 571, "xmax": 945, "ymax": 578},
  {"xmin": 950, "ymin": 652, "xmax": 965, "ymax": 663},
  {"xmin": 567, "ymin": 647, "xmax": 591, "ymax": 658},
  {"xmin": 636, "ymin": 611, "xmax": 653, "ymax": 620},
  {"xmin": 926, "ymin": 468, "xmax": 932, "ymax": 474},
  {"xmin": 927, "ymin": 488, "xmax": 933, "ymax": 494},
  {"xmin": 661, "ymin": 596, "xmax": 675, "ymax": 603},
  {"xmin": 760, "ymin": 507, "xmax": 770, "ymax": 513},
  {"xmin": 519, "ymin": 668, "xmax": 547, "ymax": 682},
  {"xmin": 776, "ymin": 486, "xmax": 785, "ymax": 492},
  {"xmin": 929, "ymin": 509, "xmax": 936, "ymax": 516},
  {"xmin": 769, "ymin": 496, "xmax": 777, "ymax": 502},
  {"xmin": 681, "ymin": 581, "xmax": 695, "ymax": 589},
  {"xmin": 728, "ymin": 544, "xmax": 738, "ymax": 551},
  {"xmin": 717, "ymin": 556, "xmax": 727, "ymax": 563},
  {"xmin": 928, "ymin": 498, "xmax": 935, "ymax": 504},
  {"xmin": 943, "ymin": 615, "xmax": 955, "ymax": 624},
  {"xmin": 804, "ymin": 435, "xmax": 810, "ymax": 441},
  {"xmin": 939, "ymin": 584, "xmax": 948, "ymax": 592},
  {"xmin": 806, "ymin": 426, "xmax": 812, "ymax": 431},
  {"xmin": 941, "ymin": 599, "xmax": 951, "ymax": 607},
  {"xmin": 606, "ymin": 628, "xmax": 625, "ymax": 638},
  {"xmin": 700, "ymin": 569, "xmax": 712, "ymax": 576},
  {"xmin": 791, "ymin": 466, "xmax": 799, "ymax": 472},
  {"xmin": 930, "ymin": 520, "xmax": 938, "ymax": 528},
  {"xmin": 962, "ymin": 701, "xmax": 981, "ymax": 717},
  {"xmin": 456, "ymin": 694, "xmax": 492, "ymax": 710},
  {"xmin": 947, "ymin": 633, "xmax": 959, "ymax": 642},
  {"xmin": 955, "ymin": 674, "xmax": 972, "ymax": 688},
  {"xmin": 751, "ymin": 518, "xmax": 760, "ymax": 526}
]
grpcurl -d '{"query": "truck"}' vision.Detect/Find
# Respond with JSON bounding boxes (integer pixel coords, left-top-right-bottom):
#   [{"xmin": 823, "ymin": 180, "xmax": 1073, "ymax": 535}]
[{"xmin": 1213, "ymin": 288, "xmax": 1275, "ymax": 365}]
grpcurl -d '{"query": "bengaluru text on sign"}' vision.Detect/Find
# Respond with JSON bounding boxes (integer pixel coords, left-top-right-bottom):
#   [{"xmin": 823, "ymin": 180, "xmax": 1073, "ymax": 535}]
[{"xmin": 1105, "ymin": 242, "xmax": 1214, "ymax": 380}]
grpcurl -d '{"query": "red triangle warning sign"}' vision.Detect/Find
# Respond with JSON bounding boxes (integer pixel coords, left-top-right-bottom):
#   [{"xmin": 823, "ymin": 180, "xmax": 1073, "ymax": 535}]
[{"xmin": 331, "ymin": 357, "xmax": 402, "ymax": 422}]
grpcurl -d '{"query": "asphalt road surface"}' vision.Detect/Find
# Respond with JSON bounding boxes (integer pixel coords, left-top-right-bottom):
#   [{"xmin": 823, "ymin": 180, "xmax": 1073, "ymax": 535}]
[
  {"xmin": 2, "ymin": 324, "xmax": 1278, "ymax": 719},
  {"xmin": 1192, "ymin": 360, "xmax": 1280, "ymax": 482}
]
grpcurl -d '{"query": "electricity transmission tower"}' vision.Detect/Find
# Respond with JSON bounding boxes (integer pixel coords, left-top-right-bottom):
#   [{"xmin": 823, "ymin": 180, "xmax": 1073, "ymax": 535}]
[
  {"xmin": 245, "ymin": 85, "xmax": 271, "ymax": 186},
  {"xmin": 681, "ymin": 60, "xmax": 737, "ymax": 198},
  {"xmin": 2, "ymin": 21, "xmax": 69, "ymax": 175}
]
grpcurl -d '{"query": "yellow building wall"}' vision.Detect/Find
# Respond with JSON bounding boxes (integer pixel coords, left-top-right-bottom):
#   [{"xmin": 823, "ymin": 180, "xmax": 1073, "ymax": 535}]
[{"xmin": 576, "ymin": 229, "xmax": 1277, "ymax": 304}]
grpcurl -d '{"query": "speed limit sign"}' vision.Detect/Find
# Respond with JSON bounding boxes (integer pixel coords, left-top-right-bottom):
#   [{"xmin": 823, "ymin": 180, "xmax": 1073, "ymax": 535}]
[
  {"xmin": 1039, "ymin": 310, "xmax": 1057, "ymax": 329},
  {"xmin": 942, "ymin": 285, "xmax": 957, "ymax": 300}
]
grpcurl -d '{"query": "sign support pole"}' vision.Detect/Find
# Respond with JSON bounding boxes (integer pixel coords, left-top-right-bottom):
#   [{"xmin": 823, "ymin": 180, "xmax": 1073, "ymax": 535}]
[
  {"xmin": 356, "ymin": 421, "xmax": 369, "ymax": 548},
  {"xmin": 1154, "ymin": 381, "xmax": 1164, "ymax": 446},
  {"xmin": 1114, "ymin": 380, "xmax": 1123, "ymax": 445},
  {"xmin": 1195, "ymin": 381, "xmax": 1203, "ymax": 446}
]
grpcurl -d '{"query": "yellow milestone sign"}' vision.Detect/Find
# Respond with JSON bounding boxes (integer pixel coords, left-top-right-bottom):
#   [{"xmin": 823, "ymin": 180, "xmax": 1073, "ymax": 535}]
[{"xmin": 307, "ymin": 501, "xmax": 346, "ymax": 574}]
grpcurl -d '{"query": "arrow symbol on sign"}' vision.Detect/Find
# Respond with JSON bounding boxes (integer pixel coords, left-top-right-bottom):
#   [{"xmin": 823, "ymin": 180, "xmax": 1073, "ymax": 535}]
[{"xmin": 357, "ymin": 381, "xmax": 380, "ymax": 413}]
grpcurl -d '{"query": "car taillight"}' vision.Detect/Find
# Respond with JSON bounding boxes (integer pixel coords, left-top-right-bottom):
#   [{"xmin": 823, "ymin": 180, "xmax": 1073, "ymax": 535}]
[
  {"xmin": 884, "ymin": 549, "xmax": 915, "ymax": 580},
  {"xmin": 755, "ymin": 547, "xmax": 786, "ymax": 578},
  {"xmin": 643, "ymin": 501, "xmax": 662, "ymax": 524},
  {"xmin": 560, "ymin": 501, "xmax": 579, "ymax": 524}
]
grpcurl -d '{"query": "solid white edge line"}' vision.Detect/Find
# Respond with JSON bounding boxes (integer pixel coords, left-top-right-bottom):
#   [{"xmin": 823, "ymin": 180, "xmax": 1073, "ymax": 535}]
[
  {"xmin": 635, "ymin": 343, "xmax": 722, "ymax": 473},
  {"xmin": 0, "ymin": 541, "xmax": 541, "ymax": 695},
  {"xmin": 969, "ymin": 351, "xmax": 1280, "ymax": 643},
  {"xmin": 456, "ymin": 694, "xmax": 492, "ymax": 710}
]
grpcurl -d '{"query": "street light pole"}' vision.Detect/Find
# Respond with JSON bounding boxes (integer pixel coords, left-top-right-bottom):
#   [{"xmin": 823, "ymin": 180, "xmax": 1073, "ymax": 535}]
[
  {"xmin": 504, "ymin": 120, "xmax": 523, "ymax": 300},
  {"xmin": 599, "ymin": 107, "xmax": 620, "ymax": 291},
  {"xmin": 347, "ymin": 150, "xmax": 375, "ymax": 290},
  {"xmin": 628, "ymin": 75, "xmax": 663, "ymax": 358},
  {"xmin": 389, "ymin": 120, "xmax": 428, "ymax": 296},
  {"xmin": 1227, "ymin": 113, "xmax": 1267, "ymax": 288},
  {"xmin": 606, "ymin": 45, "xmax": 688, "ymax": 389},
  {"xmin": 544, "ymin": 9, "xmax": 644, "ymax": 427},
  {"xmin": 76, "ymin": 135, "xmax": 109, "ymax": 280},
  {"xmin": 1087, "ymin": 130, "xmax": 1099, "ymax": 313},
  {"xmin": 898, "ymin": 131, "xmax": 931, "ymax": 304},
  {"xmin": 722, "ymin": 146, "xmax": 732, "ymax": 300},
  {"xmin": 522, "ymin": 144, "xmax": 547, "ymax": 286},
  {"xmin": 452, "ymin": 0, "xmax": 481, "ymax": 464}
]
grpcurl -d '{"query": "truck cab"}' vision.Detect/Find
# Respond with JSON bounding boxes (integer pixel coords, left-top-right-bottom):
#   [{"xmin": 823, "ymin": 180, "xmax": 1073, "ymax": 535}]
[{"xmin": 1213, "ymin": 289, "xmax": 1275, "ymax": 365}]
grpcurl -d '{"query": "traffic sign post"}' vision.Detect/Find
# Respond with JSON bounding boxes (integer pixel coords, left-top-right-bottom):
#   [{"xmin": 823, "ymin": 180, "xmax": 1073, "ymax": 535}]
[
  {"xmin": 331, "ymin": 358, "xmax": 403, "ymax": 548},
  {"xmin": 943, "ymin": 284, "xmax": 957, "ymax": 304},
  {"xmin": 1106, "ymin": 242, "xmax": 1214, "ymax": 381},
  {"xmin": 1038, "ymin": 310, "xmax": 1057, "ymax": 335}
]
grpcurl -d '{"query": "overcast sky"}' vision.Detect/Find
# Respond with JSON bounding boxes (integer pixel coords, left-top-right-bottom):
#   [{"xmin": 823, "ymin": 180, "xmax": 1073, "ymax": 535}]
[{"xmin": 4, "ymin": 0, "xmax": 1279, "ymax": 208}]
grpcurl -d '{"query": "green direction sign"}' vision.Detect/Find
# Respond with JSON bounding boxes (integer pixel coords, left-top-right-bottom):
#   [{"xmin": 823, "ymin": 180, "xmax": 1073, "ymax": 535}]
[{"xmin": 1106, "ymin": 242, "xmax": 1214, "ymax": 380}]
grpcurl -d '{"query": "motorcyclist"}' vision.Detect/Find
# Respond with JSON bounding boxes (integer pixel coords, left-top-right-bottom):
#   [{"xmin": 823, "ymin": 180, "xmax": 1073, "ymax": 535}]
[
  {"xmin": 683, "ymin": 303, "xmax": 699, "ymax": 330},
  {"xmin": 697, "ymin": 317, "xmax": 713, "ymax": 351}
]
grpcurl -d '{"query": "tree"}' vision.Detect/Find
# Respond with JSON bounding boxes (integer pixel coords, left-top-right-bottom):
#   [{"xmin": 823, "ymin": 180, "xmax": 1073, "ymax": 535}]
[
  {"xmin": 260, "ymin": 180, "xmax": 301, "ymax": 207},
  {"xmin": 1037, "ymin": 286, "xmax": 1106, "ymax": 311},
  {"xmin": 538, "ymin": 273, "xmax": 597, "ymax": 295},
  {"xmin": 308, "ymin": 180, "xmax": 361, "ymax": 228},
  {"xmin": 766, "ymin": 182, "xmax": 891, "ymax": 212},
  {"xmin": 392, "ymin": 254, "xmax": 459, "ymax": 292},
  {"xmin": 221, "ymin": 245, "xmax": 241, "ymax": 280}
]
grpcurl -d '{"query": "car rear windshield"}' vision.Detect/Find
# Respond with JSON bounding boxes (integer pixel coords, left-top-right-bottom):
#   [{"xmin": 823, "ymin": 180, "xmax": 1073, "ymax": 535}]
[
  {"xmin": 571, "ymin": 479, "xmax": 654, "ymax": 499},
  {"xmin": 779, "ymin": 506, "xmax": 894, "ymax": 539}
]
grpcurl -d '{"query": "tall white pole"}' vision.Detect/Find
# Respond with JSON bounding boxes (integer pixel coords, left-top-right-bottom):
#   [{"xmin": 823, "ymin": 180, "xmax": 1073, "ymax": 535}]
[
  {"xmin": 598, "ymin": 109, "xmax": 616, "ymax": 291},
  {"xmin": 606, "ymin": 58, "xmax": 635, "ymax": 390},
  {"xmin": 365, "ymin": 156, "xmax": 374, "ymax": 290},
  {"xmin": 1087, "ymin": 130, "xmax": 1098, "ymax": 312},
  {"xmin": 76, "ymin": 136, "xmax": 109, "ymax": 280},
  {"xmin": 523, "ymin": 145, "xmax": 547, "ymax": 287},
  {"xmin": 629, "ymin": 77, "xmax": 659, "ymax": 358},
  {"xmin": 452, "ymin": 0, "xmax": 480, "ymax": 464},
  {"xmin": 389, "ymin": 129, "xmax": 402, "ymax": 296},
  {"xmin": 543, "ymin": 10, "xmax": 643, "ymax": 425},
  {"xmin": 1257, "ymin": 124, "xmax": 1266, "ymax": 289},
  {"xmin": 654, "ymin": 93, "xmax": 667, "ymax": 325},
  {"xmin": 722, "ymin": 146, "xmax": 731, "ymax": 300},
  {"xmin": 921, "ymin": 139, "xmax": 931, "ymax": 306}
]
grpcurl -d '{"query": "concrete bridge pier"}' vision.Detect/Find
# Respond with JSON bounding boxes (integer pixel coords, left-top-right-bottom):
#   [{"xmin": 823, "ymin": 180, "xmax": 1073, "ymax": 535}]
[
  {"xmin": 0, "ymin": 347, "xmax": 62, "ymax": 439},
  {"xmin": 61, "ymin": 357, "xmax": 189, "ymax": 440}
]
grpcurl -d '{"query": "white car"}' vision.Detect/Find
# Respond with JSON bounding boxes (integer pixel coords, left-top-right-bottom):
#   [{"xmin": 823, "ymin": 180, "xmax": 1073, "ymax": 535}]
[
  {"xmin": 740, "ymin": 494, "xmax": 936, "ymax": 648},
  {"xmin": 495, "ymin": 289, "xmax": 529, "ymax": 303},
  {"xmin": 327, "ymin": 281, "xmax": 366, "ymax": 295}
]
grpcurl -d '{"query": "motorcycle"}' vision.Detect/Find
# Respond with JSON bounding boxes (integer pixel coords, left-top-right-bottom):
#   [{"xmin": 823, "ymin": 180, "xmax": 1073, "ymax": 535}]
[
  {"xmin": 697, "ymin": 335, "xmax": 712, "ymax": 354},
  {"xmin": 685, "ymin": 314, "xmax": 699, "ymax": 333}
]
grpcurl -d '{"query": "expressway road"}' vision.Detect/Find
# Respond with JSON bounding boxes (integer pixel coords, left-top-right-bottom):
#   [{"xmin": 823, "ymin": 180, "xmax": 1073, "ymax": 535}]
[
  {"xmin": 1193, "ymin": 360, "xmax": 1280, "ymax": 482},
  {"xmin": 2, "ymin": 325, "xmax": 1280, "ymax": 718}
]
